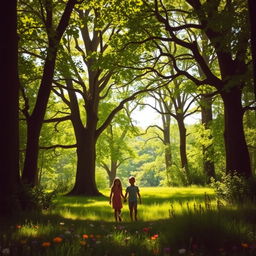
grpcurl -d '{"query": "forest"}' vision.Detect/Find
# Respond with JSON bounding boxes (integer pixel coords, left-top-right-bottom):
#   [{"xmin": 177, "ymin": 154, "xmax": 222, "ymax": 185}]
[{"xmin": 1, "ymin": 0, "xmax": 256, "ymax": 215}]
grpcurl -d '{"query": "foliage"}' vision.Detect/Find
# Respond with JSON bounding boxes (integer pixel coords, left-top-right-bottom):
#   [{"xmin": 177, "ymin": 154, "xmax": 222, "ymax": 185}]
[
  {"xmin": 19, "ymin": 184, "xmax": 58, "ymax": 211},
  {"xmin": 210, "ymin": 171, "xmax": 256, "ymax": 204}
]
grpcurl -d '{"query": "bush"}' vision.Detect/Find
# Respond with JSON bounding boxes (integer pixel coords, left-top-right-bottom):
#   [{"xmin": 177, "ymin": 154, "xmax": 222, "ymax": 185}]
[
  {"xmin": 19, "ymin": 184, "xmax": 57, "ymax": 211},
  {"xmin": 210, "ymin": 171, "xmax": 256, "ymax": 205}
]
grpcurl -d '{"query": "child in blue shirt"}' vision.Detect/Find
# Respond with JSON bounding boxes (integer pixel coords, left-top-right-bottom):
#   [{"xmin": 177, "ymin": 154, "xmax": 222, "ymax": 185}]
[{"xmin": 124, "ymin": 176, "xmax": 141, "ymax": 221}]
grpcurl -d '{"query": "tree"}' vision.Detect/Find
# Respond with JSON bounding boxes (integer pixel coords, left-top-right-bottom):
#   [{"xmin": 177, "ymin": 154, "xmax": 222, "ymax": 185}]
[
  {"xmin": 0, "ymin": 0, "xmax": 21, "ymax": 216},
  {"xmin": 20, "ymin": 0, "xmax": 78, "ymax": 187},
  {"xmin": 138, "ymin": 0, "xmax": 252, "ymax": 177},
  {"xmin": 51, "ymin": 1, "xmax": 162, "ymax": 195}
]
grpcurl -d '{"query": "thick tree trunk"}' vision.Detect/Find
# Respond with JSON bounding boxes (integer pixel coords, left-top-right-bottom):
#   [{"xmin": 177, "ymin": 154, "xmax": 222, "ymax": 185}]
[
  {"xmin": 221, "ymin": 88, "xmax": 251, "ymax": 177},
  {"xmin": 201, "ymin": 96, "xmax": 215, "ymax": 183},
  {"xmin": 68, "ymin": 130, "xmax": 101, "ymax": 196},
  {"xmin": 177, "ymin": 117, "xmax": 190, "ymax": 184},
  {"xmin": 0, "ymin": 0, "xmax": 21, "ymax": 216}
]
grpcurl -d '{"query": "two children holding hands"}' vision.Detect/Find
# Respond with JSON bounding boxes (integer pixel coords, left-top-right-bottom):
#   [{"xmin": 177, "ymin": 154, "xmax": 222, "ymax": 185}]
[{"xmin": 109, "ymin": 176, "xmax": 141, "ymax": 222}]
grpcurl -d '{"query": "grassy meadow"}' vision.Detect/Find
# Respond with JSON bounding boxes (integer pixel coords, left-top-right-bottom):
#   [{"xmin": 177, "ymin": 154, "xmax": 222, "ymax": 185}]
[{"xmin": 1, "ymin": 187, "xmax": 256, "ymax": 256}]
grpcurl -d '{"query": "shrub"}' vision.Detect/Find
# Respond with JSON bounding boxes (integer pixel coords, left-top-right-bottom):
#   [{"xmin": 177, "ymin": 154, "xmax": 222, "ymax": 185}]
[
  {"xmin": 19, "ymin": 184, "xmax": 57, "ymax": 211},
  {"xmin": 210, "ymin": 171, "xmax": 256, "ymax": 205}
]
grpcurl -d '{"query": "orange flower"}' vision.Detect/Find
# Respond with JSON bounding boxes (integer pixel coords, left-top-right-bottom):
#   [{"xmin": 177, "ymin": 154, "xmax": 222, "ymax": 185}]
[
  {"xmin": 16, "ymin": 225, "xmax": 22, "ymax": 229},
  {"xmin": 82, "ymin": 234, "xmax": 89, "ymax": 239},
  {"xmin": 42, "ymin": 242, "xmax": 51, "ymax": 247},
  {"xmin": 151, "ymin": 234, "xmax": 159, "ymax": 240},
  {"xmin": 89, "ymin": 234, "xmax": 94, "ymax": 238},
  {"xmin": 53, "ymin": 237, "xmax": 63, "ymax": 243},
  {"xmin": 241, "ymin": 243, "xmax": 249, "ymax": 248},
  {"xmin": 80, "ymin": 241, "xmax": 87, "ymax": 246}
]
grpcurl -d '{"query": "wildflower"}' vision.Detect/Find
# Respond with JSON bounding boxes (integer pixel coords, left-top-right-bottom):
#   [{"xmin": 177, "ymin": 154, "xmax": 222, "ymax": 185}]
[
  {"xmin": 42, "ymin": 242, "xmax": 51, "ymax": 247},
  {"xmin": 143, "ymin": 227, "xmax": 150, "ymax": 232},
  {"xmin": 2, "ymin": 248, "xmax": 10, "ymax": 255},
  {"xmin": 16, "ymin": 225, "xmax": 22, "ymax": 229},
  {"xmin": 89, "ymin": 234, "xmax": 94, "ymax": 238},
  {"xmin": 178, "ymin": 248, "xmax": 186, "ymax": 254},
  {"xmin": 33, "ymin": 225, "xmax": 39, "ymax": 229},
  {"xmin": 59, "ymin": 222, "xmax": 65, "ymax": 226},
  {"xmin": 151, "ymin": 234, "xmax": 159, "ymax": 240},
  {"xmin": 80, "ymin": 241, "xmax": 87, "ymax": 246},
  {"xmin": 241, "ymin": 243, "xmax": 249, "ymax": 248},
  {"xmin": 89, "ymin": 223, "xmax": 94, "ymax": 227},
  {"xmin": 53, "ymin": 237, "xmax": 63, "ymax": 243},
  {"xmin": 83, "ymin": 234, "xmax": 89, "ymax": 239}
]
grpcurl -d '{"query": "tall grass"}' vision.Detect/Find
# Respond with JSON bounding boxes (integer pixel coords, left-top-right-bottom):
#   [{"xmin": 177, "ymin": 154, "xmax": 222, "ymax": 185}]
[{"xmin": 1, "ymin": 187, "xmax": 256, "ymax": 256}]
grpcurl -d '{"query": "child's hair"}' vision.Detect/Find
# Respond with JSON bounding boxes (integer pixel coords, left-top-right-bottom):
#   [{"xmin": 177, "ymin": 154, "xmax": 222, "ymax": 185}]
[
  {"xmin": 111, "ymin": 177, "xmax": 122, "ymax": 189},
  {"xmin": 129, "ymin": 176, "xmax": 135, "ymax": 182}
]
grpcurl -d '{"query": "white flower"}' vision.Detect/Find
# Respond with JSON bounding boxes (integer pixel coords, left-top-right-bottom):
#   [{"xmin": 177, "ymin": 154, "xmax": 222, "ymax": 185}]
[
  {"xmin": 178, "ymin": 248, "xmax": 186, "ymax": 254},
  {"xmin": 2, "ymin": 248, "xmax": 10, "ymax": 255}
]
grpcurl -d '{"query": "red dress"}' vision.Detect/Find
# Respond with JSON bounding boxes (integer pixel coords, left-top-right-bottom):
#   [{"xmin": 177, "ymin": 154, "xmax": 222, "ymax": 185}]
[{"xmin": 111, "ymin": 186, "xmax": 123, "ymax": 210}]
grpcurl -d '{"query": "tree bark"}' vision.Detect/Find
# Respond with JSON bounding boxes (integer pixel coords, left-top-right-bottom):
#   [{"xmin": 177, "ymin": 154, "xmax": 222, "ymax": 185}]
[
  {"xmin": 221, "ymin": 88, "xmax": 251, "ymax": 177},
  {"xmin": 0, "ymin": 0, "xmax": 21, "ymax": 216},
  {"xmin": 22, "ymin": 58, "xmax": 56, "ymax": 185},
  {"xmin": 69, "ymin": 131, "xmax": 101, "ymax": 195},
  {"xmin": 66, "ymin": 77, "xmax": 101, "ymax": 196},
  {"xmin": 177, "ymin": 116, "xmax": 190, "ymax": 185},
  {"xmin": 162, "ymin": 115, "xmax": 172, "ymax": 186},
  {"xmin": 201, "ymin": 95, "xmax": 215, "ymax": 183}
]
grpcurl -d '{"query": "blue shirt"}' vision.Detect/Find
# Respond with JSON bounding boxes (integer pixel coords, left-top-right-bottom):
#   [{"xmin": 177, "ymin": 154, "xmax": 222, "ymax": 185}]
[{"xmin": 126, "ymin": 185, "xmax": 139, "ymax": 202}]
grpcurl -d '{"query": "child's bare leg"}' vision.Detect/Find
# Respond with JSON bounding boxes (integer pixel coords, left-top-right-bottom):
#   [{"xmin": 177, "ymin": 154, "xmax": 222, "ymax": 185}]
[
  {"xmin": 134, "ymin": 205, "xmax": 138, "ymax": 221},
  {"xmin": 118, "ymin": 210, "xmax": 122, "ymax": 222},
  {"xmin": 114, "ymin": 210, "xmax": 118, "ymax": 222},
  {"xmin": 129, "ymin": 204, "xmax": 133, "ymax": 221}
]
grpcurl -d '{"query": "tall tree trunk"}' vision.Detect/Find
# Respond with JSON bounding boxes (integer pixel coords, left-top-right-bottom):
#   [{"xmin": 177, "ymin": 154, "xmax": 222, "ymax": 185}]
[
  {"xmin": 162, "ymin": 115, "xmax": 172, "ymax": 186},
  {"xmin": 177, "ymin": 116, "xmax": 190, "ymax": 185},
  {"xmin": 221, "ymin": 88, "xmax": 251, "ymax": 177},
  {"xmin": 21, "ymin": 0, "xmax": 77, "ymax": 187},
  {"xmin": 0, "ymin": 0, "xmax": 21, "ymax": 216},
  {"xmin": 201, "ymin": 95, "xmax": 215, "ymax": 183},
  {"xmin": 22, "ymin": 54, "xmax": 57, "ymax": 185},
  {"xmin": 109, "ymin": 160, "xmax": 118, "ymax": 187}
]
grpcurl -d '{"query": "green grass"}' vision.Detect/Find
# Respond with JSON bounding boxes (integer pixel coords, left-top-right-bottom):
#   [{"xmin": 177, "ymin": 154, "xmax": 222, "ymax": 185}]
[{"xmin": 1, "ymin": 187, "xmax": 256, "ymax": 256}]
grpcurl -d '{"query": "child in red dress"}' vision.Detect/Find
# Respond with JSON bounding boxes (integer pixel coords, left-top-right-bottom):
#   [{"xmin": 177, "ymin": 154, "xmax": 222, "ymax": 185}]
[{"xmin": 109, "ymin": 177, "xmax": 125, "ymax": 222}]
